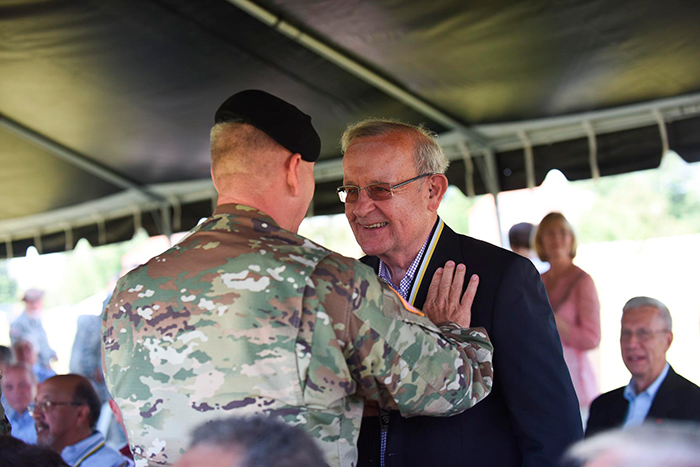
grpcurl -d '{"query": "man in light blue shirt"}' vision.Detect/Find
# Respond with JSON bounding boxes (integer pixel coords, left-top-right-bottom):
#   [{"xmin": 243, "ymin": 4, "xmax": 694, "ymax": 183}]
[
  {"xmin": 586, "ymin": 296, "xmax": 700, "ymax": 436},
  {"xmin": 1, "ymin": 362, "xmax": 37, "ymax": 444},
  {"xmin": 33, "ymin": 374, "xmax": 132, "ymax": 467},
  {"xmin": 622, "ymin": 362, "xmax": 670, "ymax": 427}
]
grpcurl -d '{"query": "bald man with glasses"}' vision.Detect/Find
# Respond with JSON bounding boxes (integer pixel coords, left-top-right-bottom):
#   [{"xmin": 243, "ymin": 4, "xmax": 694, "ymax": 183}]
[
  {"xmin": 32, "ymin": 374, "xmax": 132, "ymax": 466},
  {"xmin": 586, "ymin": 297, "xmax": 700, "ymax": 437}
]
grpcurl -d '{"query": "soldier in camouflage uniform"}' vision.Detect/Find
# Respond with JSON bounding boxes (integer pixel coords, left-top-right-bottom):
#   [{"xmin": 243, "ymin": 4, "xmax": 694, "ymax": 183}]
[{"xmin": 103, "ymin": 90, "xmax": 494, "ymax": 467}]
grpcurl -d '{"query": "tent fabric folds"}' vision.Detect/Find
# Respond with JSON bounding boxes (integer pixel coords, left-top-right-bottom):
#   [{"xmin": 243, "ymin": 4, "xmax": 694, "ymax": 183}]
[{"xmin": 1, "ymin": 0, "xmax": 699, "ymax": 258}]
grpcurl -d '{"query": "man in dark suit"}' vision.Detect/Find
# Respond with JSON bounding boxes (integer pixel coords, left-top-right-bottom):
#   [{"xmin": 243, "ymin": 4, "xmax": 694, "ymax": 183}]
[
  {"xmin": 586, "ymin": 297, "xmax": 700, "ymax": 437},
  {"xmin": 337, "ymin": 120, "xmax": 583, "ymax": 466}
]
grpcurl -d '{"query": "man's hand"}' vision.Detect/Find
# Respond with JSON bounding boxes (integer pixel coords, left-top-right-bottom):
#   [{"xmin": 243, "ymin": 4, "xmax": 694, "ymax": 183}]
[{"xmin": 423, "ymin": 261, "xmax": 478, "ymax": 328}]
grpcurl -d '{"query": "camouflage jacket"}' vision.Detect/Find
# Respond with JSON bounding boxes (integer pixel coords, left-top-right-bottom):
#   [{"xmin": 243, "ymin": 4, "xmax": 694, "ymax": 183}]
[
  {"xmin": 103, "ymin": 204, "xmax": 493, "ymax": 467},
  {"xmin": 0, "ymin": 371, "xmax": 11, "ymax": 436}
]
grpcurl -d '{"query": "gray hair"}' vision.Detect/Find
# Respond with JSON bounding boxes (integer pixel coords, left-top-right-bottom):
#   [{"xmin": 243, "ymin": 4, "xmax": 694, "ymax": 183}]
[
  {"xmin": 563, "ymin": 422, "xmax": 700, "ymax": 467},
  {"xmin": 340, "ymin": 119, "xmax": 450, "ymax": 175},
  {"xmin": 188, "ymin": 416, "xmax": 328, "ymax": 467},
  {"xmin": 623, "ymin": 296, "xmax": 672, "ymax": 331}
]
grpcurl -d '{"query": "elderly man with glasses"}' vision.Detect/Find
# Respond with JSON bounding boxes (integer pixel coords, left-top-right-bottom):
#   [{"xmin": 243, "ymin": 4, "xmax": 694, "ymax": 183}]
[
  {"xmin": 32, "ymin": 374, "xmax": 132, "ymax": 466},
  {"xmin": 586, "ymin": 297, "xmax": 700, "ymax": 437},
  {"xmin": 339, "ymin": 119, "xmax": 582, "ymax": 467}
]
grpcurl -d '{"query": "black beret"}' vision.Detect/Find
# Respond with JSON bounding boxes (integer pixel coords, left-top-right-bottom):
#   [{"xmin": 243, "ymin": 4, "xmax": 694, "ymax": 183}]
[{"xmin": 214, "ymin": 90, "xmax": 321, "ymax": 162}]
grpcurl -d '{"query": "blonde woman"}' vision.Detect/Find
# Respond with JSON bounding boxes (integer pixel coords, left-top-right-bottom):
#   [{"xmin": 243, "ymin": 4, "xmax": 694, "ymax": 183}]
[{"xmin": 536, "ymin": 212, "xmax": 601, "ymax": 410}]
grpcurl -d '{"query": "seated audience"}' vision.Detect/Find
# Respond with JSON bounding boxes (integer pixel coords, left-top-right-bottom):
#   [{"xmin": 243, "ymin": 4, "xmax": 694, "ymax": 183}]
[
  {"xmin": 536, "ymin": 212, "xmax": 601, "ymax": 411},
  {"xmin": 565, "ymin": 421, "xmax": 700, "ymax": 467},
  {"xmin": 0, "ymin": 435, "xmax": 69, "ymax": 466},
  {"xmin": 174, "ymin": 416, "xmax": 328, "ymax": 467},
  {"xmin": 11, "ymin": 338, "xmax": 55, "ymax": 383},
  {"xmin": 586, "ymin": 297, "xmax": 700, "ymax": 437},
  {"xmin": 33, "ymin": 374, "xmax": 133, "ymax": 467},
  {"xmin": 1, "ymin": 362, "xmax": 37, "ymax": 444}
]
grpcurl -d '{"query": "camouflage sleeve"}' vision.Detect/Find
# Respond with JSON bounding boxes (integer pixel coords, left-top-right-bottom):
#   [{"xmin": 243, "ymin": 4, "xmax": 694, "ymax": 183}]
[
  {"xmin": 0, "ymin": 371, "xmax": 11, "ymax": 436},
  {"xmin": 329, "ymin": 261, "xmax": 493, "ymax": 418}
]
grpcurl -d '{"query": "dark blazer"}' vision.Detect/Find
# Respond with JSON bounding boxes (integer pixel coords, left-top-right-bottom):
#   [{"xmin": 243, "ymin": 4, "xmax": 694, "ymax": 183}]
[
  {"xmin": 357, "ymin": 220, "xmax": 583, "ymax": 467},
  {"xmin": 586, "ymin": 366, "xmax": 700, "ymax": 437}
]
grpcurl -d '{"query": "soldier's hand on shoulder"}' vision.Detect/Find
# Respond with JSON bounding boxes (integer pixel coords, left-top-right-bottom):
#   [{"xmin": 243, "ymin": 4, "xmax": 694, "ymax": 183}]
[{"xmin": 424, "ymin": 261, "xmax": 478, "ymax": 328}]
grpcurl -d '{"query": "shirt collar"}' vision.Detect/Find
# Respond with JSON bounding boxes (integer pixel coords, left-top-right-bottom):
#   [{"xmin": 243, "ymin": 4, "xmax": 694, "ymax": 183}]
[
  {"xmin": 61, "ymin": 431, "xmax": 106, "ymax": 465},
  {"xmin": 624, "ymin": 362, "xmax": 670, "ymax": 400},
  {"xmin": 378, "ymin": 233, "xmax": 431, "ymax": 300},
  {"xmin": 4, "ymin": 404, "xmax": 29, "ymax": 420}
]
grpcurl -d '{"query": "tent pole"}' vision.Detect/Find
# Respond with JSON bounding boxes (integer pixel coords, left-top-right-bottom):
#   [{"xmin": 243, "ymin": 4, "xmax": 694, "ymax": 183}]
[
  {"xmin": 482, "ymin": 150, "xmax": 504, "ymax": 246},
  {"xmin": 0, "ymin": 114, "xmax": 165, "ymax": 204}
]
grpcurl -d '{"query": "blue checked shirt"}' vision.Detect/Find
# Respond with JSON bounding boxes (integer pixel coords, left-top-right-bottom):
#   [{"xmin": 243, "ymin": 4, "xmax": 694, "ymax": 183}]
[{"xmin": 378, "ymin": 237, "xmax": 429, "ymax": 300}]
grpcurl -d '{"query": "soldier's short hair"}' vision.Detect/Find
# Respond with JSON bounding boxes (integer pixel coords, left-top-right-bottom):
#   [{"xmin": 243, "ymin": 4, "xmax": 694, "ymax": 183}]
[{"xmin": 188, "ymin": 416, "xmax": 327, "ymax": 467}]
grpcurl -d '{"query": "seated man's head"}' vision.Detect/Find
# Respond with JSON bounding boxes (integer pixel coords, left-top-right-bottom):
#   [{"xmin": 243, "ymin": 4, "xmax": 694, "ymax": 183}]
[
  {"xmin": 339, "ymin": 120, "xmax": 449, "ymax": 268},
  {"xmin": 508, "ymin": 222, "xmax": 534, "ymax": 257},
  {"xmin": 32, "ymin": 374, "xmax": 102, "ymax": 452},
  {"xmin": 12, "ymin": 338, "xmax": 38, "ymax": 366},
  {"xmin": 174, "ymin": 416, "xmax": 327, "ymax": 467},
  {"xmin": 1, "ymin": 362, "xmax": 37, "ymax": 414},
  {"xmin": 564, "ymin": 421, "xmax": 700, "ymax": 467},
  {"xmin": 0, "ymin": 436, "xmax": 69, "ymax": 467},
  {"xmin": 620, "ymin": 297, "xmax": 673, "ymax": 393},
  {"xmin": 22, "ymin": 288, "xmax": 45, "ymax": 315}
]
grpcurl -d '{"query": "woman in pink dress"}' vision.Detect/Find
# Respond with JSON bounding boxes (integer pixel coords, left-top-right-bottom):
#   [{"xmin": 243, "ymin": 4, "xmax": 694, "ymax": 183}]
[{"xmin": 535, "ymin": 212, "xmax": 601, "ymax": 410}]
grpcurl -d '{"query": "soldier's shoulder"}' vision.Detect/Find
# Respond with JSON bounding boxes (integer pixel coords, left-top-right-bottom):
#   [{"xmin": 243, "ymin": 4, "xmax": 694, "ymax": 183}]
[{"xmin": 316, "ymin": 249, "xmax": 377, "ymax": 281}]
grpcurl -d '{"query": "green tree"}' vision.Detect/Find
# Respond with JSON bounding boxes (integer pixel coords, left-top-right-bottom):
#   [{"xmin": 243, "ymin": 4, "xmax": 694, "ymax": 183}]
[
  {"xmin": 0, "ymin": 261, "xmax": 18, "ymax": 305},
  {"xmin": 576, "ymin": 155, "xmax": 700, "ymax": 242}
]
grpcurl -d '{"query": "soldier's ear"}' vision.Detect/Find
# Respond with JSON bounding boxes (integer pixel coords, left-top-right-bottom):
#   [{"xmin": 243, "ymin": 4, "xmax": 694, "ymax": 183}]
[
  {"xmin": 427, "ymin": 174, "xmax": 448, "ymax": 212},
  {"xmin": 285, "ymin": 153, "xmax": 303, "ymax": 197}
]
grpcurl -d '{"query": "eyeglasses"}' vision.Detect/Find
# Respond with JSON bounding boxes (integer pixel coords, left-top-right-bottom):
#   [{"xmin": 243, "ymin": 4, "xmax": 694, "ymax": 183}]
[
  {"xmin": 29, "ymin": 399, "xmax": 84, "ymax": 415},
  {"xmin": 620, "ymin": 328, "xmax": 670, "ymax": 342},
  {"xmin": 336, "ymin": 173, "xmax": 434, "ymax": 204}
]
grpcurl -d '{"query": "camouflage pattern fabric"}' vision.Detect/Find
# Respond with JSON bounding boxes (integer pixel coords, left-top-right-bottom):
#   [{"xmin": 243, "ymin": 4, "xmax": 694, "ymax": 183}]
[
  {"xmin": 0, "ymin": 371, "xmax": 11, "ymax": 436},
  {"xmin": 103, "ymin": 204, "xmax": 493, "ymax": 467}
]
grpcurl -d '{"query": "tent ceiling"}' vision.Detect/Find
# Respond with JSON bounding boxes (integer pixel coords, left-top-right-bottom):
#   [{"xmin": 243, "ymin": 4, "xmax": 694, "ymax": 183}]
[{"xmin": 1, "ymin": 0, "xmax": 699, "ymax": 258}]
